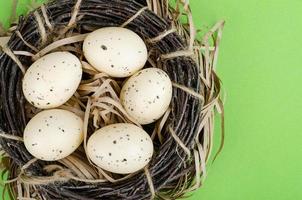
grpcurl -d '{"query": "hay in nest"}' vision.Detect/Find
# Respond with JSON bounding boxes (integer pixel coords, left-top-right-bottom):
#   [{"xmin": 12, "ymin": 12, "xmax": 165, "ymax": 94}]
[{"xmin": 0, "ymin": 0, "xmax": 225, "ymax": 199}]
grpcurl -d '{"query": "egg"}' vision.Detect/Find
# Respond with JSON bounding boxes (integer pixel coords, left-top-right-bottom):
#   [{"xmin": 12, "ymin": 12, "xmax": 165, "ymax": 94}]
[
  {"xmin": 22, "ymin": 51, "xmax": 82, "ymax": 109},
  {"xmin": 83, "ymin": 27, "xmax": 147, "ymax": 78},
  {"xmin": 87, "ymin": 123, "xmax": 153, "ymax": 174},
  {"xmin": 120, "ymin": 68, "xmax": 172, "ymax": 124},
  {"xmin": 23, "ymin": 109, "xmax": 84, "ymax": 161}
]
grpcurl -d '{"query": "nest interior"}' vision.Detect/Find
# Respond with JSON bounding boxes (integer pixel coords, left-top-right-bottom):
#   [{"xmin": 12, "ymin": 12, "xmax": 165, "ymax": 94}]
[{"xmin": 0, "ymin": 0, "xmax": 224, "ymax": 199}]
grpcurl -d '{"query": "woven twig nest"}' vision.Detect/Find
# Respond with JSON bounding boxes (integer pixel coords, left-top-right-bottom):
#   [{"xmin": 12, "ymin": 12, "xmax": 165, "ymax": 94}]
[{"xmin": 0, "ymin": 0, "xmax": 224, "ymax": 199}]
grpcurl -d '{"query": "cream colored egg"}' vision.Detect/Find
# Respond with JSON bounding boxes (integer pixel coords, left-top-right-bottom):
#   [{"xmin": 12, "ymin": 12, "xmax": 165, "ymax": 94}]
[
  {"xmin": 22, "ymin": 51, "xmax": 82, "ymax": 109},
  {"xmin": 23, "ymin": 109, "xmax": 84, "ymax": 161},
  {"xmin": 83, "ymin": 27, "xmax": 147, "ymax": 78},
  {"xmin": 87, "ymin": 123, "xmax": 153, "ymax": 174},
  {"xmin": 120, "ymin": 68, "xmax": 172, "ymax": 124}
]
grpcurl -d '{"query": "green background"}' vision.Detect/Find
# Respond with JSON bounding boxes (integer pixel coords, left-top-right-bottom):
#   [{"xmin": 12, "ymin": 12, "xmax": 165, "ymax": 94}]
[{"xmin": 1, "ymin": 0, "xmax": 302, "ymax": 199}]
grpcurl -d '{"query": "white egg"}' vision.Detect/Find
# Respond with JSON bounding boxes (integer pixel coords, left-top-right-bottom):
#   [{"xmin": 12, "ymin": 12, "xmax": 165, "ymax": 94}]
[
  {"xmin": 22, "ymin": 51, "xmax": 82, "ymax": 109},
  {"xmin": 23, "ymin": 109, "xmax": 84, "ymax": 161},
  {"xmin": 83, "ymin": 27, "xmax": 147, "ymax": 78},
  {"xmin": 87, "ymin": 123, "xmax": 153, "ymax": 174},
  {"xmin": 120, "ymin": 68, "xmax": 172, "ymax": 124}
]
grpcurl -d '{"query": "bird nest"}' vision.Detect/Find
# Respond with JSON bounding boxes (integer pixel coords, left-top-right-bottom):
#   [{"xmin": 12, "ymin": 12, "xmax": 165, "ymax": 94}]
[{"xmin": 0, "ymin": 0, "xmax": 225, "ymax": 199}]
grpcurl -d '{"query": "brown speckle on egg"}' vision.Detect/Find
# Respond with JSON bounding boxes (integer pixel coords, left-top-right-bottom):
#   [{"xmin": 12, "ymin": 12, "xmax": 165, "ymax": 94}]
[{"xmin": 101, "ymin": 45, "xmax": 107, "ymax": 50}]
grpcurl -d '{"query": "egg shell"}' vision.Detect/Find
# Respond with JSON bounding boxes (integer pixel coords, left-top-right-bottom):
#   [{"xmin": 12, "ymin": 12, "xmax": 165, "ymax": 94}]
[
  {"xmin": 22, "ymin": 51, "xmax": 82, "ymax": 109},
  {"xmin": 23, "ymin": 109, "xmax": 84, "ymax": 161},
  {"xmin": 120, "ymin": 68, "xmax": 172, "ymax": 124},
  {"xmin": 83, "ymin": 27, "xmax": 148, "ymax": 78},
  {"xmin": 87, "ymin": 123, "xmax": 154, "ymax": 174}
]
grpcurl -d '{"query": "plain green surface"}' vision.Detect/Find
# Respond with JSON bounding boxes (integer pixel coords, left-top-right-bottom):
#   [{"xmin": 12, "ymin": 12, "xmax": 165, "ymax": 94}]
[{"xmin": 1, "ymin": 0, "xmax": 302, "ymax": 200}]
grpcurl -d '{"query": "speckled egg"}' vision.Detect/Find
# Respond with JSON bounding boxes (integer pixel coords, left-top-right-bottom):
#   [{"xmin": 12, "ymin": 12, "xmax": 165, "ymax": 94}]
[
  {"xmin": 87, "ymin": 123, "xmax": 154, "ymax": 174},
  {"xmin": 22, "ymin": 51, "xmax": 82, "ymax": 109},
  {"xmin": 23, "ymin": 109, "xmax": 84, "ymax": 161},
  {"xmin": 83, "ymin": 27, "xmax": 147, "ymax": 78},
  {"xmin": 120, "ymin": 68, "xmax": 172, "ymax": 124}
]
